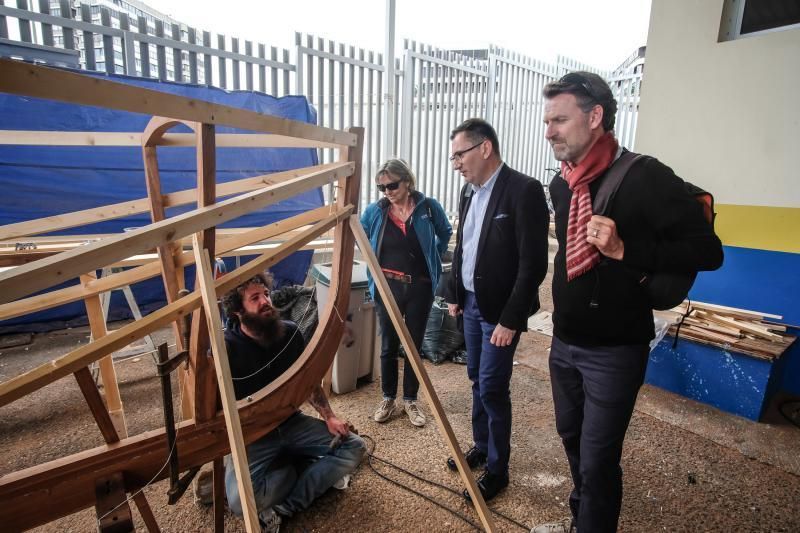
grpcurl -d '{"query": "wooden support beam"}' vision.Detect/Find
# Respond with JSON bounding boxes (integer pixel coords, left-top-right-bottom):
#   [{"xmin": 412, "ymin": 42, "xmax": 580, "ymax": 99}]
[
  {"xmin": 0, "ymin": 220, "xmax": 327, "ymax": 249},
  {"xmin": 74, "ymin": 294, "xmax": 160, "ymax": 533},
  {"xmin": 141, "ymin": 117, "xmax": 194, "ymax": 422},
  {"xmin": 142, "ymin": 117, "xmax": 189, "ymax": 352},
  {"xmin": 0, "ymin": 233, "xmax": 330, "ymax": 269},
  {"xmin": 81, "ymin": 272, "xmax": 127, "ymax": 438},
  {"xmin": 349, "ymin": 216, "xmax": 497, "ymax": 532},
  {"xmin": 0, "ymin": 163, "xmax": 352, "ymax": 304},
  {"xmin": 213, "ymin": 458, "xmax": 225, "ymax": 532},
  {"xmin": 0, "ymin": 206, "xmax": 333, "ymax": 322},
  {"xmin": 131, "ymin": 492, "xmax": 161, "ymax": 533},
  {"xmin": 321, "ymin": 126, "xmax": 364, "ymax": 395},
  {"xmin": 95, "ymin": 472, "xmax": 134, "ymax": 533},
  {"xmin": 0, "ymin": 130, "xmax": 343, "ymax": 149},
  {"xmin": 143, "ymin": 142, "xmax": 185, "ymax": 305},
  {"xmin": 0, "ymin": 58, "xmax": 357, "ymax": 147},
  {"xmin": 192, "ymin": 238, "xmax": 259, "ymax": 532},
  {"xmin": 0, "ymin": 160, "xmax": 347, "ymax": 242},
  {"xmin": 0, "ymin": 234, "xmax": 336, "ymax": 269},
  {"xmin": 73, "ymin": 367, "xmax": 120, "ymax": 444},
  {"xmin": 189, "ymin": 122, "xmax": 219, "ymax": 423},
  {"xmin": 0, "ymin": 207, "xmax": 352, "ymax": 408}
]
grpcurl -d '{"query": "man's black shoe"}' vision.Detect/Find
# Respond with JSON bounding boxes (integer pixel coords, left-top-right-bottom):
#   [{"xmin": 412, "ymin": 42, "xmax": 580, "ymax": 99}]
[
  {"xmin": 462, "ymin": 469, "xmax": 509, "ymax": 502},
  {"xmin": 446, "ymin": 446, "xmax": 487, "ymax": 471}
]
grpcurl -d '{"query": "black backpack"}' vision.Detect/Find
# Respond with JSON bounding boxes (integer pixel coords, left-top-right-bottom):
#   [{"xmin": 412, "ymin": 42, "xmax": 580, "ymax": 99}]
[{"xmin": 593, "ymin": 151, "xmax": 716, "ymax": 311}]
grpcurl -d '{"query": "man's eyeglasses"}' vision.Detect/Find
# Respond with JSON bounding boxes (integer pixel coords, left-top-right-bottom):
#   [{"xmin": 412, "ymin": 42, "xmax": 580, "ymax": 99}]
[
  {"xmin": 449, "ymin": 140, "xmax": 485, "ymax": 163},
  {"xmin": 559, "ymin": 73, "xmax": 600, "ymax": 103},
  {"xmin": 377, "ymin": 181, "xmax": 403, "ymax": 193}
]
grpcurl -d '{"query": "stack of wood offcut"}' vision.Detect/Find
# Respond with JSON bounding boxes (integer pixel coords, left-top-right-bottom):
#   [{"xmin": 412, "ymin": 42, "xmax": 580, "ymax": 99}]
[{"xmin": 658, "ymin": 301, "xmax": 797, "ymax": 360}]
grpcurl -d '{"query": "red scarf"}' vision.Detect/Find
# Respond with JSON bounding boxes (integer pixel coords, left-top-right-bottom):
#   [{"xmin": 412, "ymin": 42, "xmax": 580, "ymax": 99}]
[{"xmin": 562, "ymin": 132, "xmax": 618, "ymax": 281}]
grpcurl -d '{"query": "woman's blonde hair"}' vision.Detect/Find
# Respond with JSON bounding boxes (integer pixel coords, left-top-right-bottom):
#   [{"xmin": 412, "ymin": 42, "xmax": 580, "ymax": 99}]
[{"xmin": 375, "ymin": 158, "xmax": 416, "ymax": 191}]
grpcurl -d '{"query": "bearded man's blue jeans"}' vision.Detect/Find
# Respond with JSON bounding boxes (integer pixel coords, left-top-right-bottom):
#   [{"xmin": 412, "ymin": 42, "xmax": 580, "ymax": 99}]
[{"xmin": 225, "ymin": 411, "xmax": 365, "ymax": 517}]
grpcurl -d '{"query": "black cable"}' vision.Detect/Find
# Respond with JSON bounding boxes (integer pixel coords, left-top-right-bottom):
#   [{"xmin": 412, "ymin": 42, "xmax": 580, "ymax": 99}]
[
  {"xmin": 361, "ymin": 434, "xmax": 481, "ymax": 530},
  {"xmin": 672, "ymin": 299, "xmax": 693, "ymax": 349},
  {"xmin": 361, "ymin": 435, "xmax": 530, "ymax": 531}
]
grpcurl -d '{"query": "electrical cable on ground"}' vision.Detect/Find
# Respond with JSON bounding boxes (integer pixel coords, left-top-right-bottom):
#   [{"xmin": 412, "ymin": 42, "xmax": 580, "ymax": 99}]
[{"xmin": 361, "ymin": 435, "xmax": 530, "ymax": 531}]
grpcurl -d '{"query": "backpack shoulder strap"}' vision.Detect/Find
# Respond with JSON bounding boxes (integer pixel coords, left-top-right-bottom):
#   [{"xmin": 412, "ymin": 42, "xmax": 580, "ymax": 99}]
[{"xmin": 592, "ymin": 151, "xmax": 645, "ymax": 216}]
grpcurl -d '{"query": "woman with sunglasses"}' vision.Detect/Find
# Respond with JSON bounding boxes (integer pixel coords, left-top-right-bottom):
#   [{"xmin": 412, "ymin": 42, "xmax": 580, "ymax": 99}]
[{"xmin": 360, "ymin": 159, "xmax": 452, "ymax": 427}]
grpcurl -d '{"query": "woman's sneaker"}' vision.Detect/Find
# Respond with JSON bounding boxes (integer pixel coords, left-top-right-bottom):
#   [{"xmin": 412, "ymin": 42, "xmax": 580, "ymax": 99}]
[
  {"xmin": 404, "ymin": 400, "xmax": 427, "ymax": 427},
  {"xmin": 373, "ymin": 398, "xmax": 396, "ymax": 422}
]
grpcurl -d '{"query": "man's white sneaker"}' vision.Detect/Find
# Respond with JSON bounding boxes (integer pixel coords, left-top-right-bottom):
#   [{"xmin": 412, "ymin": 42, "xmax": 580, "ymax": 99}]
[
  {"xmin": 332, "ymin": 474, "xmax": 351, "ymax": 490},
  {"xmin": 373, "ymin": 398, "xmax": 396, "ymax": 423},
  {"xmin": 404, "ymin": 400, "xmax": 427, "ymax": 427},
  {"xmin": 258, "ymin": 508, "xmax": 281, "ymax": 533}
]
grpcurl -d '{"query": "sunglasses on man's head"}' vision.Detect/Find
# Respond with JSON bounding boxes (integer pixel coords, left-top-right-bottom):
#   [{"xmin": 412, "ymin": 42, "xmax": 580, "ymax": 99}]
[
  {"xmin": 377, "ymin": 181, "xmax": 402, "ymax": 192},
  {"xmin": 559, "ymin": 73, "xmax": 601, "ymax": 103}
]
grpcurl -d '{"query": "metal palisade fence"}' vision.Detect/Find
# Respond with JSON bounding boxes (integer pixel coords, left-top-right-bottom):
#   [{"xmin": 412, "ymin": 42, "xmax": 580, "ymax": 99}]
[{"xmin": 0, "ymin": 1, "xmax": 643, "ymax": 215}]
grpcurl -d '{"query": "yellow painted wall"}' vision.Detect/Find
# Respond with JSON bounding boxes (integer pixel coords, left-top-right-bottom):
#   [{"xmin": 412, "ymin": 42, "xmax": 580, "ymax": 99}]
[
  {"xmin": 715, "ymin": 204, "xmax": 799, "ymax": 253},
  {"xmin": 636, "ymin": 0, "xmax": 800, "ymax": 221}
]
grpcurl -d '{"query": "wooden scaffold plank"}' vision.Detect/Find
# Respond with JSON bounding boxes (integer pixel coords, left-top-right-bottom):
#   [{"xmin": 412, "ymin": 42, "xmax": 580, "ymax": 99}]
[
  {"xmin": 81, "ymin": 271, "xmax": 127, "ymax": 438},
  {"xmin": 0, "ymin": 58, "xmax": 357, "ymax": 147},
  {"xmin": 350, "ymin": 216, "xmax": 497, "ymax": 532},
  {"xmin": 0, "ymin": 162, "xmax": 345, "ymax": 241},
  {"xmin": 0, "ymin": 206, "xmax": 334, "ymax": 322},
  {"xmin": 192, "ymin": 237, "xmax": 259, "ymax": 531}
]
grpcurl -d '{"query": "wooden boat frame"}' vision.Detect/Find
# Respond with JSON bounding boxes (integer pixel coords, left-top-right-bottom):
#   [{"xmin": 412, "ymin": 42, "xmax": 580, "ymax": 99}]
[{"xmin": 0, "ymin": 58, "xmax": 496, "ymax": 532}]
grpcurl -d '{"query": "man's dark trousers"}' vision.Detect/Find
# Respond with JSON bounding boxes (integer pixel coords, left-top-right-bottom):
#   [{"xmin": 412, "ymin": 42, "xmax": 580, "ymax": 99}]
[
  {"xmin": 463, "ymin": 291, "xmax": 520, "ymax": 477},
  {"xmin": 549, "ymin": 335, "xmax": 649, "ymax": 533}
]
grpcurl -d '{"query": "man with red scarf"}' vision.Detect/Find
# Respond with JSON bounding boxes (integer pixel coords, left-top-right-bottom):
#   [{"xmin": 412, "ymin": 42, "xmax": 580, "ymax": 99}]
[{"xmin": 533, "ymin": 72, "xmax": 723, "ymax": 533}]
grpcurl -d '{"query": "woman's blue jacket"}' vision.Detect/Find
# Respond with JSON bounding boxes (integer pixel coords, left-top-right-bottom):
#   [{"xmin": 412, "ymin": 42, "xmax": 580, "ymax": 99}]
[{"xmin": 359, "ymin": 190, "xmax": 452, "ymax": 300}]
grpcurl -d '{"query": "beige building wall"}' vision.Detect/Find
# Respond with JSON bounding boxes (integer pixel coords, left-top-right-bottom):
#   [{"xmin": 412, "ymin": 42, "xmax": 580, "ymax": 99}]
[{"xmin": 635, "ymin": 0, "xmax": 799, "ymax": 253}]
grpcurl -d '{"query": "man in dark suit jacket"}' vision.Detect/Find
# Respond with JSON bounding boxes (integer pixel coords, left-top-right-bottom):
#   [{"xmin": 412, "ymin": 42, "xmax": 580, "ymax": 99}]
[{"xmin": 444, "ymin": 118, "xmax": 550, "ymax": 502}]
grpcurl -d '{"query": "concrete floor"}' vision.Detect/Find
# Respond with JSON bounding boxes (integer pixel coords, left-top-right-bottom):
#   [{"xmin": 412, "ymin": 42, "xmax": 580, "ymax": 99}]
[{"xmin": 516, "ymin": 332, "xmax": 800, "ymax": 478}]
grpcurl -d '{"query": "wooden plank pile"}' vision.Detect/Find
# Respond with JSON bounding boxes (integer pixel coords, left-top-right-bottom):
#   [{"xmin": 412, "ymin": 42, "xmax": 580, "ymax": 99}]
[{"xmin": 660, "ymin": 301, "xmax": 797, "ymax": 360}]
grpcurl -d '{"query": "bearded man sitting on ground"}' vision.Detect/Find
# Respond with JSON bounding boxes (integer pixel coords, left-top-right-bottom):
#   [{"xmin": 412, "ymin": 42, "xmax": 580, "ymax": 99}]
[{"xmin": 221, "ymin": 271, "xmax": 366, "ymax": 532}]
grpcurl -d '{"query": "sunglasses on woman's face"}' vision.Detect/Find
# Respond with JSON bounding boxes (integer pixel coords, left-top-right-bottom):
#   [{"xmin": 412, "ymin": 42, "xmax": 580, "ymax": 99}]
[{"xmin": 377, "ymin": 181, "xmax": 402, "ymax": 192}]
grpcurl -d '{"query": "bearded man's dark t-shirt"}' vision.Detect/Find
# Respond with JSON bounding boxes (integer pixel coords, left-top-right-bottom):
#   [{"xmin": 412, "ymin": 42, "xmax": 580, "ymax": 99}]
[{"xmin": 223, "ymin": 319, "xmax": 306, "ymax": 400}]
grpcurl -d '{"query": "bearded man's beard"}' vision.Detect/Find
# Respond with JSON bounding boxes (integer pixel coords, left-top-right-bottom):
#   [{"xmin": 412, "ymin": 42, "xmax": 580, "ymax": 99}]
[{"xmin": 239, "ymin": 308, "xmax": 285, "ymax": 345}]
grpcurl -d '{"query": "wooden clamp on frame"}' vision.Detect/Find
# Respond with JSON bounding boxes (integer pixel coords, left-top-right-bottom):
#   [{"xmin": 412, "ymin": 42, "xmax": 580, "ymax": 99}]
[{"xmin": 154, "ymin": 342, "xmax": 200, "ymax": 505}]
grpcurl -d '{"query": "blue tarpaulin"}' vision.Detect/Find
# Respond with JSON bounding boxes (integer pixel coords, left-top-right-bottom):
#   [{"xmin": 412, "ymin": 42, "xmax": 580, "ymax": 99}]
[{"xmin": 0, "ymin": 68, "xmax": 322, "ymax": 332}]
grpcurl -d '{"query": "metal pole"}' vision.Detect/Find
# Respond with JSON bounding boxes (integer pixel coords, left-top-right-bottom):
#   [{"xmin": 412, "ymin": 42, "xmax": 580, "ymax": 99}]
[{"xmin": 382, "ymin": 0, "xmax": 396, "ymax": 160}]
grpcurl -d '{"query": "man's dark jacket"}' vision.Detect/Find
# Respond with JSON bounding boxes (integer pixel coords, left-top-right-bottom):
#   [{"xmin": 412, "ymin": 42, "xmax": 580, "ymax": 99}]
[
  {"xmin": 445, "ymin": 163, "xmax": 550, "ymax": 331},
  {"xmin": 550, "ymin": 155, "xmax": 724, "ymax": 346}
]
